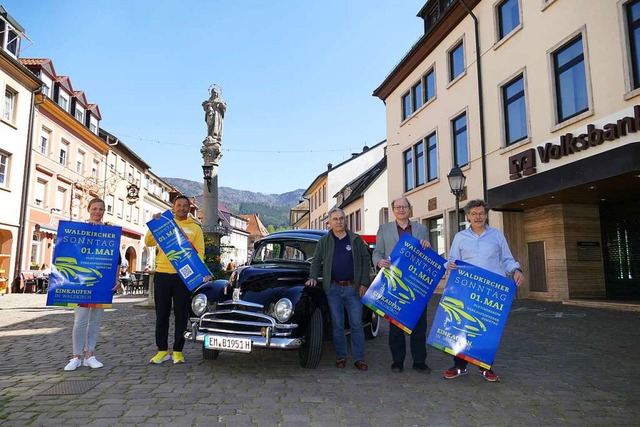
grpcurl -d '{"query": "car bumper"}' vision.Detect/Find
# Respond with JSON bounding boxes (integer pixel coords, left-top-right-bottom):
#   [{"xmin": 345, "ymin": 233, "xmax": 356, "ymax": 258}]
[{"xmin": 184, "ymin": 329, "xmax": 303, "ymax": 350}]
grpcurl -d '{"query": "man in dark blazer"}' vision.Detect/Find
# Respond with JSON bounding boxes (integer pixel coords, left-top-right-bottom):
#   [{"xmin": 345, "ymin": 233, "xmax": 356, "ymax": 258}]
[{"xmin": 372, "ymin": 197, "xmax": 431, "ymax": 374}]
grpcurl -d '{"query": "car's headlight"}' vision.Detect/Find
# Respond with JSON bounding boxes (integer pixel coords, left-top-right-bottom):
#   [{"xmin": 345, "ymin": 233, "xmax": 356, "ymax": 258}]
[
  {"xmin": 274, "ymin": 298, "xmax": 293, "ymax": 322},
  {"xmin": 191, "ymin": 294, "xmax": 208, "ymax": 316}
]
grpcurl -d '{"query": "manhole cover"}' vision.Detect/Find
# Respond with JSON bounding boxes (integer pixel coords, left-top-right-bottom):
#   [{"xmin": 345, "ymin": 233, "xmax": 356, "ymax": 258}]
[
  {"xmin": 41, "ymin": 380, "xmax": 100, "ymax": 395},
  {"xmin": 537, "ymin": 312, "xmax": 586, "ymax": 318},
  {"xmin": 511, "ymin": 307, "xmax": 546, "ymax": 313}
]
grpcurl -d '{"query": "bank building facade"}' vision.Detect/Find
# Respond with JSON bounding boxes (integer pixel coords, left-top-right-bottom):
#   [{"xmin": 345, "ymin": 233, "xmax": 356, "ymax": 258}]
[{"xmin": 374, "ymin": 0, "xmax": 640, "ymax": 302}]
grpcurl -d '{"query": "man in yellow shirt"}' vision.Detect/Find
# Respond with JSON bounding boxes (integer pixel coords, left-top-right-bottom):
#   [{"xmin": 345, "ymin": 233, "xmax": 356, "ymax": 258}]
[{"xmin": 144, "ymin": 195, "xmax": 207, "ymax": 364}]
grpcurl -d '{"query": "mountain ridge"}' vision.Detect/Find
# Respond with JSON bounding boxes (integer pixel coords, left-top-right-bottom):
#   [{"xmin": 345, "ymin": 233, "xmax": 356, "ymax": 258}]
[{"xmin": 163, "ymin": 177, "xmax": 304, "ymax": 229}]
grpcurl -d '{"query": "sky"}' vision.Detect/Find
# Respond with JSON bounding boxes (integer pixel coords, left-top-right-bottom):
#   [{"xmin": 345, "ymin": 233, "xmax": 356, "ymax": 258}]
[{"xmin": 5, "ymin": 0, "xmax": 424, "ymax": 194}]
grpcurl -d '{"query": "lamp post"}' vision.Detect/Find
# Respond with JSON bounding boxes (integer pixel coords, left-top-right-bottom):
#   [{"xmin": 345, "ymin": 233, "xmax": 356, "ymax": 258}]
[{"xmin": 447, "ymin": 166, "xmax": 466, "ymax": 233}]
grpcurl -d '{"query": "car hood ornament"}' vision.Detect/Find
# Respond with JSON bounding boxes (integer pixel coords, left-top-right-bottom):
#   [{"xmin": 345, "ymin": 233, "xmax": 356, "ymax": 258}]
[{"xmin": 232, "ymin": 287, "xmax": 241, "ymax": 302}]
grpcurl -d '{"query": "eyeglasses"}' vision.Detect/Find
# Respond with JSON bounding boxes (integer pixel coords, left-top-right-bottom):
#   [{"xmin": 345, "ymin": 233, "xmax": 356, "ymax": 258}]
[
  {"xmin": 331, "ymin": 217, "xmax": 346, "ymax": 222},
  {"xmin": 394, "ymin": 205, "xmax": 410, "ymax": 210},
  {"xmin": 469, "ymin": 212, "xmax": 487, "ymax": 217}
]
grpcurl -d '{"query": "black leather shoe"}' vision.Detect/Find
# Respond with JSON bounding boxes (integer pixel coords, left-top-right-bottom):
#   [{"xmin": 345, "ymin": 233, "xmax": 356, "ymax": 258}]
[
  {"xmin": 412, "ymin": 362, "xmax": 431, "ymax": 374},
  {"xmin": 391, "ymin": 362, "xmax": 403, "ymax": 373}
]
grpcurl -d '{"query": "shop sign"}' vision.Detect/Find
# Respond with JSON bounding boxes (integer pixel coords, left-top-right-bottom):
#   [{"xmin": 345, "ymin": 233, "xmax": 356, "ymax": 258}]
[{"xmin": 508, "ymin": 105, "xmax": 640, "ymax": 180}]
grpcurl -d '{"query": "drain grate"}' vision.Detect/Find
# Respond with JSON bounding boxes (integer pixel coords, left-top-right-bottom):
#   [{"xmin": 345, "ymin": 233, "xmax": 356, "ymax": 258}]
[
  {"xmin": 537, "ymin": 312, "xmax": 586, "ymax": 318},
  {"xmin": 41, "ymin": 380, "xmax": 100, "ymax": 395}
]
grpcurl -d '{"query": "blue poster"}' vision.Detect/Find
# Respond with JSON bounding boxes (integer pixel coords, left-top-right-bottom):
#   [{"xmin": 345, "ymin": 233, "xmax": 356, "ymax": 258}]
[
  {"xmin": 362, "ymin": 234, "xmax": 446, "ymax": 333},
  {"xmin": 146, "ymin": 210, "xmax": 211, "ymax": 291},
  {"xmin": 46, "ymin": 221, "xmax": 121, "ymax": 307},
  {"xmin": 427, "ymin": 261, "xmax": 516, "ymax": 370}
]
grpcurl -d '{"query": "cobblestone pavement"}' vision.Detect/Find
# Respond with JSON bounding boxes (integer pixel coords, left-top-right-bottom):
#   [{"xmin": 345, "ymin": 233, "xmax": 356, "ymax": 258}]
[{"xmin": 1, "ymin": 293, "xmax": 639, "ymax": 426}]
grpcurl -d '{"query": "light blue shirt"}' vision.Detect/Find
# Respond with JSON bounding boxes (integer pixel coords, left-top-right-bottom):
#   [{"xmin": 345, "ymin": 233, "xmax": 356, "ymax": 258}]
[{"xmin": 448, "ymin": 225, "xmax": 520, "ymax": 276}]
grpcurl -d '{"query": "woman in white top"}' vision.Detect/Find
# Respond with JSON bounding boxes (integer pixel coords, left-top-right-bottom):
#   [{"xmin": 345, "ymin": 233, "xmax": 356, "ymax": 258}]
[{"xmin": 64, "ymin": 198, "xmax": 120, "ymax": 371}]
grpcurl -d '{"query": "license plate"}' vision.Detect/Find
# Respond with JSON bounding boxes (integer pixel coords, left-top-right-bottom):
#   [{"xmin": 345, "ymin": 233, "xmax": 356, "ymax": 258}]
[{"xmin": 204, "ymin": 335, "xmax": 252, "ymax": 353}]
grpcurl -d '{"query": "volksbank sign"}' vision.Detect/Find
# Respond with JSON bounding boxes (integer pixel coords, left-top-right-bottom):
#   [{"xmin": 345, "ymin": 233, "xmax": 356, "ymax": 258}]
[{"xmin": 508, "ymin": 105, "xmax": 640, "ymax": 180}]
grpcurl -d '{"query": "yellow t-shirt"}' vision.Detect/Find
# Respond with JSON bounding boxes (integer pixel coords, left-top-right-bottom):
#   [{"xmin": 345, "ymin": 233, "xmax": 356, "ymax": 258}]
[{"xmin": 144, "ymin": 216, "xmax": 205, "ymax": 274}]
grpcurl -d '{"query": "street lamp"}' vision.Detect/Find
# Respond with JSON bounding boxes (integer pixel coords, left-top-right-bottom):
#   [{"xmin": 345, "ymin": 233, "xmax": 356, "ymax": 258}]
[
  {"xmin": 202, "ymin": 164, "xmax": 213, "ymax": 192},
  {"xmin": 447, "ymin": 166, "xmax": 466, "ymax": 232}
]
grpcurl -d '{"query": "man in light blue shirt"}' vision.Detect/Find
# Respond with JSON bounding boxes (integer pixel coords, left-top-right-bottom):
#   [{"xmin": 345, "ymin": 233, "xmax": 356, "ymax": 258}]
[{"xmin": 444, "ymin": 199, "xmax": 525, "ymax": 382}]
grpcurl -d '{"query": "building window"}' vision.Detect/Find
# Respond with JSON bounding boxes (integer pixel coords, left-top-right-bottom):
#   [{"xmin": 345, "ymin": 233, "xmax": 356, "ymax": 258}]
[
  {"xmin": 117, "ymin": 199, "xmax": 124, "ymax": 218},
  {"xmin": 452, "ymin": 113, "xmax": 469, "ymax": 167},
  {"xmin": 498, "ymin": 0, "xmax": 520, "ymax": 40},
  {"xmin": 75, "ymin": 108, "xmax": 84, "ymax": 123},
  {"xmin": 553, "ymin": 36, "xmax": 588, "ymax": 123},
  {"xmin": 379, "ymin": 207, "xmax": 389, "ymax": 226},
  {"xmin": 502, "ymin": 74, "xmax": 527, "ymax": 145},
  {"xmin": 76, "ymin": 151, "xmax": 85, "ymax": 174},
  {"xmin": 106, "ymin": 195, "xmax": 114, "ymax": 214},
  {"xmin": 35, "ymin": 180, "xmax": 46, "ymax": 206},
  {"xmin": 0, "ymin": 152, "xmax": 8, "ymax": 186},
  {"xmin": 428, "ymin": 217, "xmax": 444, "ymax": 255},
  {"xmin": 414, "ymin": 142, "xmax": 425, "ymax": 187},
  {"xmin": 402, "ymin": 92, "xmax": 411, "ymax": 121},
  {"xmin": 90, "ymin": 122, "xmax": 97, "ymax": 133},
  {"xmin": 412, "ymin": 80, "xmax": 423, "ymax": 112},
  {"xmin": 39, "ymin": 129, "xmax": 50, "ymax": 154},
  {"xmin": 425, "ymin": 68, "xmax": 436, "ymax": 102},
  {"xmin": 55, "ymin": 187, "xmax": 66, "ymax": 212},
  {"xmin": 1, "ymin": 18, "xmax": 21, "ymax": 56},
  {"xmin": 3, "ymin": 88, "xmax": 16, "ymax": 122},
  {"xmin": 449, "ymin": 41, "xmax": 465, "ymax": 81},
  {"xmin": 355, "ymin": 209, "xmax": 362, "ymax": 232},
  {"xmin": 426, "ymin": 132, "xmax": 438, "ymax": 182},
  {"xmin": 30, "ymin": 233, "xmax": 40, "ymax": 267},
  {"xmin": 43, "ymin": 84, "xmax": 50, "ymax": 97},
  {"xmin": 134, "ymin": 207, "xmax": 140, "ymax": 224},
  {"xmin": 59, "ymin": 142, "xmax": 68, "ymax": 166},
  {"xmin": 58, "ymin": 93, "xmax": 69, "ymax": 111},
  {"xmin": 627, "ymin": 0, "xmax": 640, "ymax": 89},
  {"xmin": 403, "ymin": 149, "xmax": 414, "ymax": 192}
]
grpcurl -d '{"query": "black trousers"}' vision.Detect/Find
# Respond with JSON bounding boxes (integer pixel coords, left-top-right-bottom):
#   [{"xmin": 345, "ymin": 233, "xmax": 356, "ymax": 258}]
[
  {"xmin": 154, "ymin": 273, "xmax": 190, "ymax": 352},
  {"xmin": 453, "ymin": 356, "xmax": 469, "ymax": 369},
  {"xmin": 389, "ymin": 306, "xmax": 427, "ymax": 364}
]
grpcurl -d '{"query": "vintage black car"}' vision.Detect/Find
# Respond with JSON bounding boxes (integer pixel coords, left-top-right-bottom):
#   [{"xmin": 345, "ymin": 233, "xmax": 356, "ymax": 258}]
[{"xmin": 184, "ymin": 229, "xmax": 380, "ymax": 368}]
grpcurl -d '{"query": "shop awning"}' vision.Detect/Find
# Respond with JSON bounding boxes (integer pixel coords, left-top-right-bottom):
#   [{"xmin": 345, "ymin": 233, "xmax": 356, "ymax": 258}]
[
  {"xmin": 121, "ymin": 226, "xmax": 143, "ymax": 238},
  {"xmin": 35, "ymin": 224, "xmax": 58, "ymax": 235}
]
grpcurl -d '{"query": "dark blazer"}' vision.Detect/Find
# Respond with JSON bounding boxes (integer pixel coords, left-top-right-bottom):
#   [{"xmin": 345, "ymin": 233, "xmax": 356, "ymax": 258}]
[{"xmin": 372, "ymin": 221, "xmax": 428, "ymax": 267}]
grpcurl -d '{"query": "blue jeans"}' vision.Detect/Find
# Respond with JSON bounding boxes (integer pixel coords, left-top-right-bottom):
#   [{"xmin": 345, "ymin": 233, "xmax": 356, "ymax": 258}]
[{"xmin": 327, "ymin": 283, "xmax": 365, "ymax": 361}]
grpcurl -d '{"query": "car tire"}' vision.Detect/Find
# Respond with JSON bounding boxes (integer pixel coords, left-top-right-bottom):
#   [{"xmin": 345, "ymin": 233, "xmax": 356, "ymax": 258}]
[
  {"xmin": 203, "ymin": 347, "xmax": 220, "ymax": 361},
  {"xmin": 364, "ymin": 311, "xmax": 380, "ymax": 340},
  {"xmin": 298, "ymin": 307, "xmax": 323, "ymax": 369}
]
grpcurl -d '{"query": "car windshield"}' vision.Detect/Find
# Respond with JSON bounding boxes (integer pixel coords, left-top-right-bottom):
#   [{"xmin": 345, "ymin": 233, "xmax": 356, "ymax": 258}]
[{"xmin": 252, "ymin": 239, "xmax": 317, "ymax": 263}]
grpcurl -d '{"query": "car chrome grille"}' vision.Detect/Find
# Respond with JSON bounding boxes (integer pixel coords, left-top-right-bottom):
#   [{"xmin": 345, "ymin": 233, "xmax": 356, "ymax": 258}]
[{"xmin": 200, "ymin": 309, "xmax": 279, "ymax": 336}]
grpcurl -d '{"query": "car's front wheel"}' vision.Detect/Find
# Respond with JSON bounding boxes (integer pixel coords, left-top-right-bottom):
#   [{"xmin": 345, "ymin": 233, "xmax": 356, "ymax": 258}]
[
  {"xmin": 364, "ymin": 311, "xmax": 380, "ymax": 339},
  {"xmin": 298, "ymin": 307, "xmax": 323, "ymax": 368},
  {"xmin": 203, "ymin": 346, "xmax": 220, "ymax": 361}
]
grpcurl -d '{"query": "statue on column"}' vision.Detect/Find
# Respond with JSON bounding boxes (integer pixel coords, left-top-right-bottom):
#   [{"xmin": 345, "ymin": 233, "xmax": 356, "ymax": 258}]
[
  {"xmin": 201, "ymin": 84, "xmax": 226, "ymax": 166},
  {"xmin": 203, "ymin": 85, "xmax": 226, "ymax": 143}
]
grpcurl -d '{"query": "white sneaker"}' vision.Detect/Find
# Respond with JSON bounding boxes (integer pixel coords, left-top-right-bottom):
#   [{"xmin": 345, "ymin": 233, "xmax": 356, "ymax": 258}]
[
  {"xmin": 82, "ymin": 356, "xmax": 104, "ymax": 369},
  {"xmin": 64, "ymin": 357, "xmax": 82, "ymax": 371}
]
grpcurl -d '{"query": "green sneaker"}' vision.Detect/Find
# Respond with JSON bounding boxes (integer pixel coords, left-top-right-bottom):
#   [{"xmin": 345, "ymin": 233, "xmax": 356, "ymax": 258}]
[
  {"xmin": 172, "ymin": 351, "xmax": 185, "ymax": 364},
  {"xmin": 150, "ymin": 351, "xmax": 171, "ymax": 364}
]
